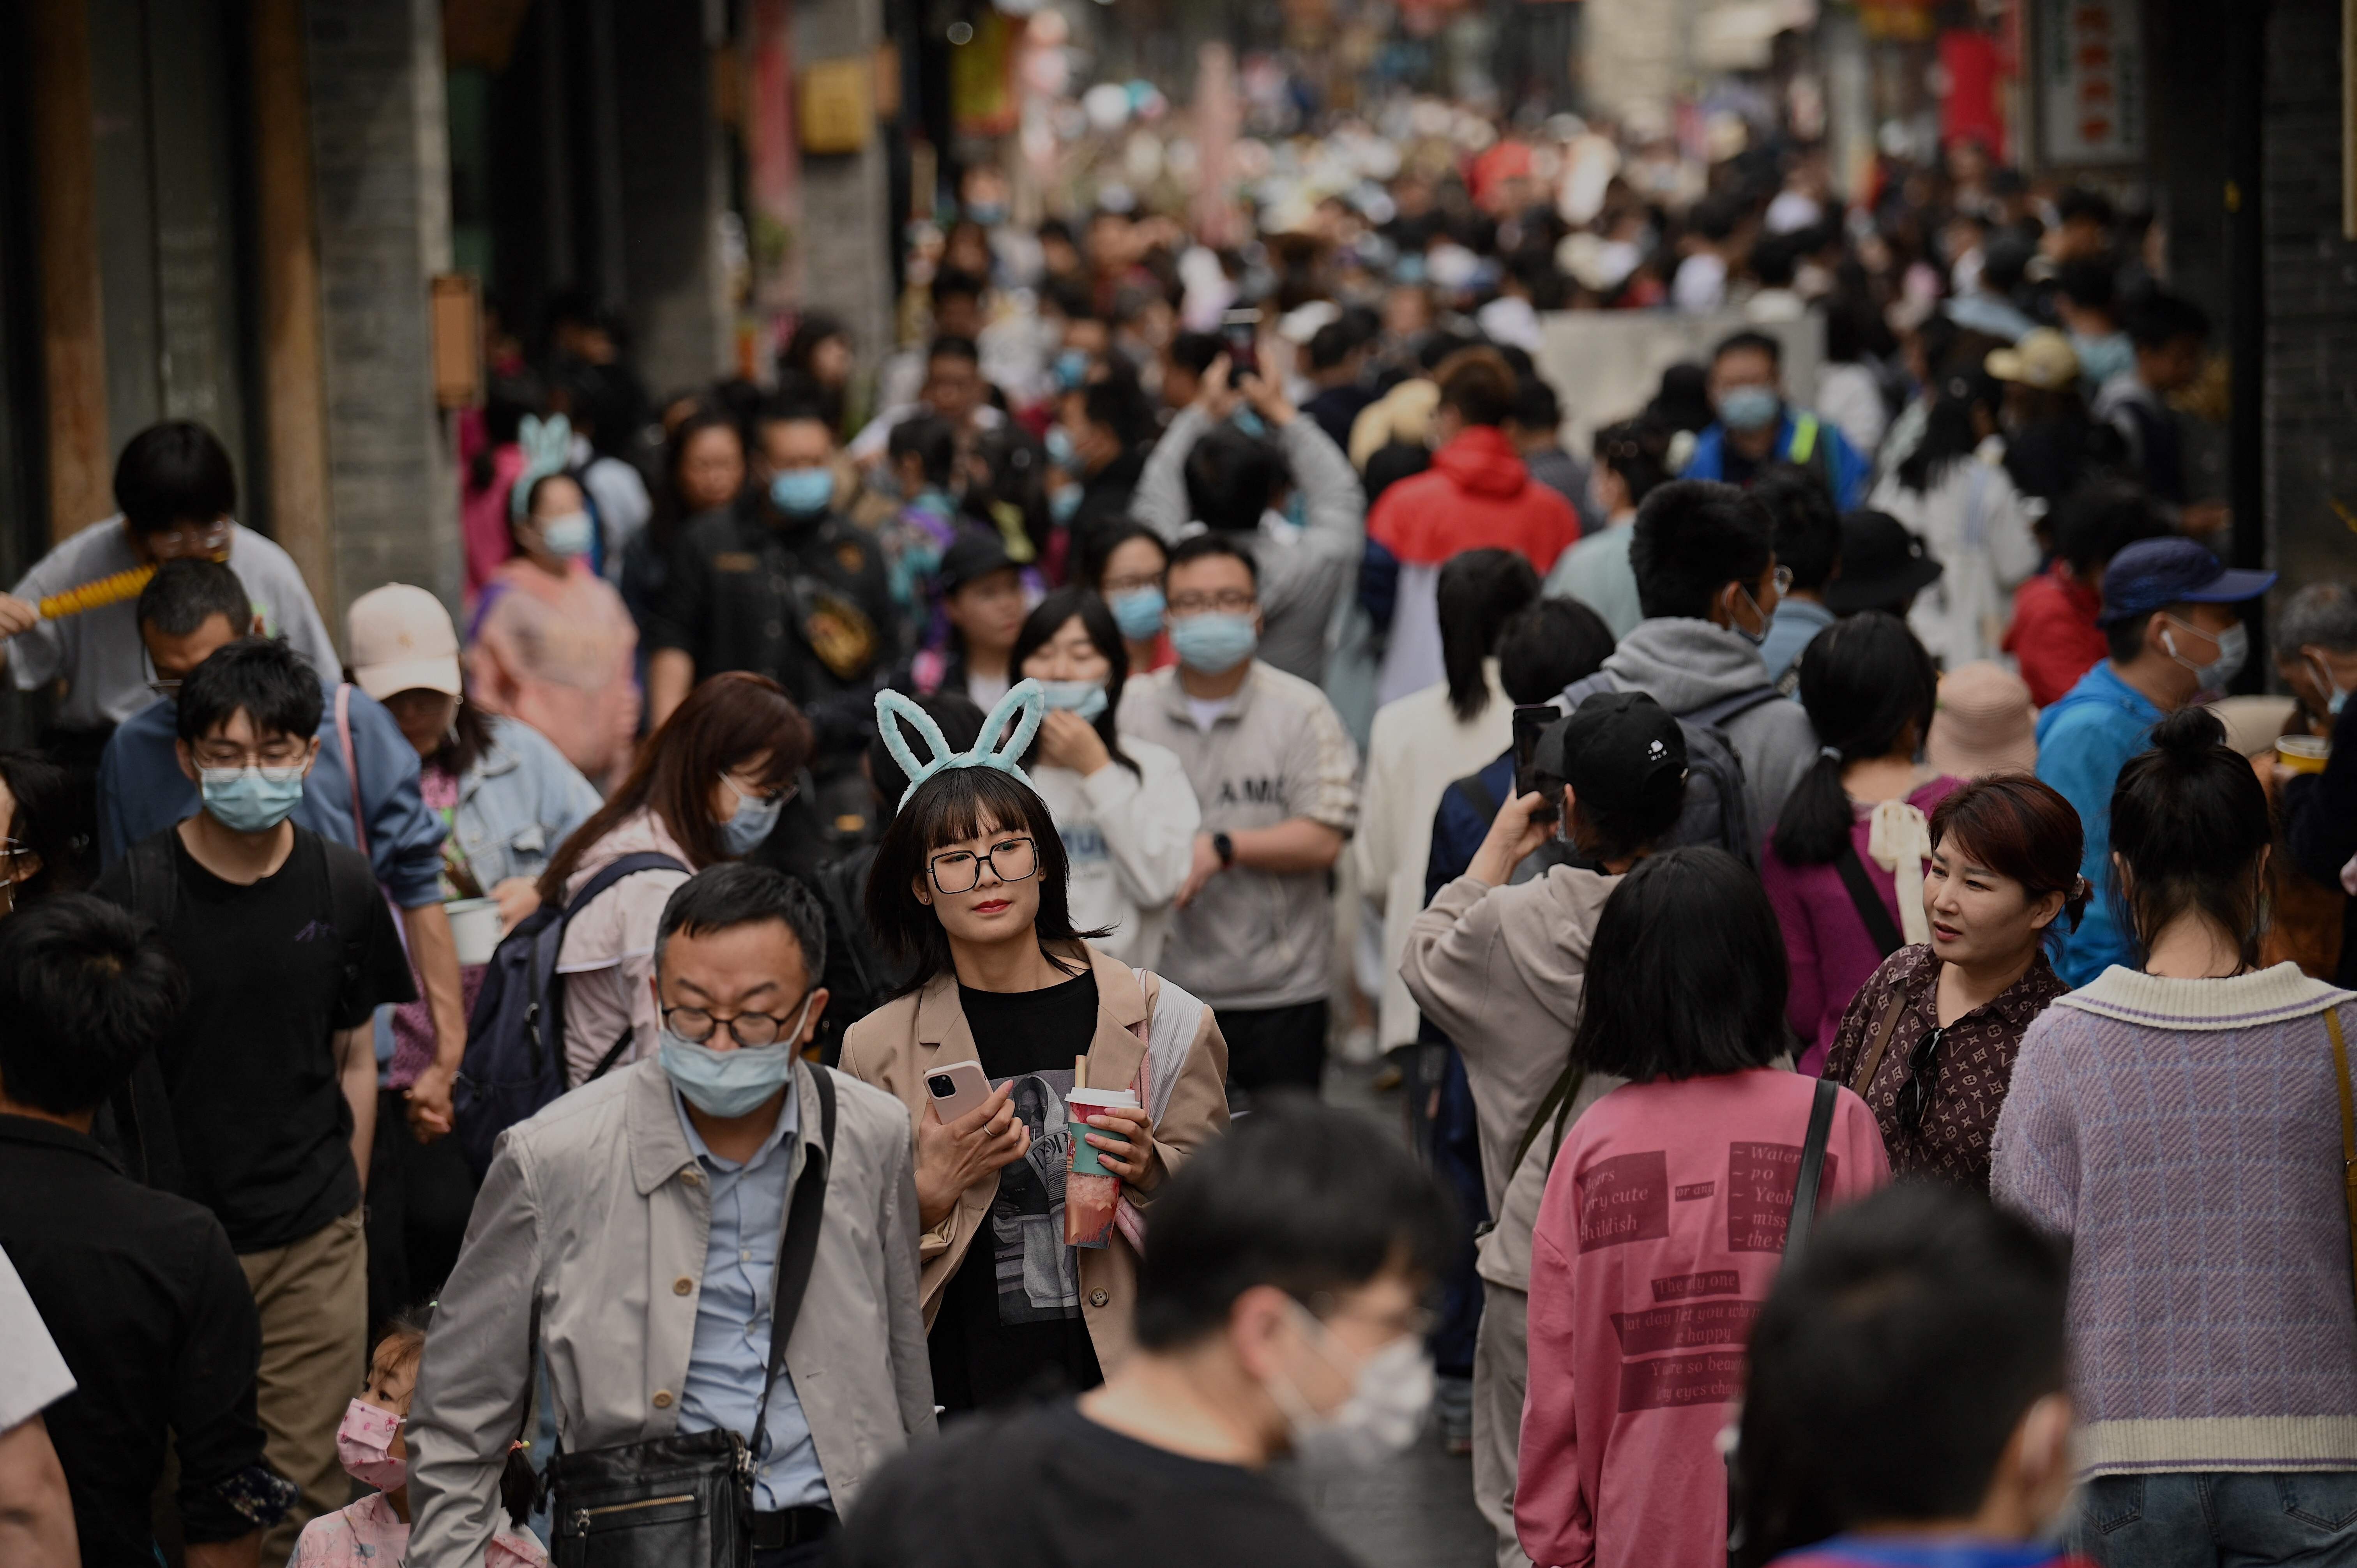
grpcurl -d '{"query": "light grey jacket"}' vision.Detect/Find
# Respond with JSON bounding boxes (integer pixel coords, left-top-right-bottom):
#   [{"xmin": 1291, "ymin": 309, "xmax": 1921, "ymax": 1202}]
[{"xmin": 407, "ymin": 1058, "xmax": 934, "ymax": 1563}]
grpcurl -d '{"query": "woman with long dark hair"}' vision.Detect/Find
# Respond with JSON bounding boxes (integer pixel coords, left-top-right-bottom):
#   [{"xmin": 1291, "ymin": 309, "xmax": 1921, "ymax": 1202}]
[
  {"xmin": 1995, "ymin": 707, "xmax": 2357, "ymax": 1565},
  {"xmin": 1518, "ymin": 847, "xmax": 1889, "ymax": 1568},
  {"xmin": 1009, "ymin": 588, "xmax": 1198, "ymax": 968},
  {"xmin": 1761, "ymin": 611, "xmax": 1961, "ymax": 1072},
  {"xmin": 840, "ymin": 683, "xmax": 1228, "ymax": 1413},
  {"xmin": 1357, "ymin": 547, "xmax": 1539, "ymax": 1054},
  {"xmin": 1821, "ymin": 774, "xmax": 2082, "ymax": 1187},
  {"xmin": 1868, "ymin": 369, "xmax": 2041, "ymax": 669},
  {"xmin": 620, "ymin": 403, "xmax": 746, "ymax": 637},
  {"xmin": 535, "ymin": 671, "xmax": 810, "ymax": 1084}
]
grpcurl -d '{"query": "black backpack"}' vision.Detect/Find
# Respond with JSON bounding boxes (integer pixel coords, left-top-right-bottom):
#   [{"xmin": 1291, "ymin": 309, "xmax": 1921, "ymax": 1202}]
[
  {"xmin": 452, "ymin": 852, "xmax": 685, "ymax": 1180},
  {"xmin": 1557, "ymin": 672, "xmax": 1779, "ymax": 868}
]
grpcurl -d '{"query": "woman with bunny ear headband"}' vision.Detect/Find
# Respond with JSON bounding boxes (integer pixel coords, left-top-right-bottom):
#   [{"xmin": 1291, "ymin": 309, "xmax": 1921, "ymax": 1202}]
[{"xmin": 839, "ymin": 678, "xmax": 1232, "ymax": 1410}]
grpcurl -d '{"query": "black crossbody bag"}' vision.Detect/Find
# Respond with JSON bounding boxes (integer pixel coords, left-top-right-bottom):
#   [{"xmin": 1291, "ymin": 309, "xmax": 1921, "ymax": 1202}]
[{"xmin": 546, "ymin": 1069, "xmax": 836, "ymax": 1568}]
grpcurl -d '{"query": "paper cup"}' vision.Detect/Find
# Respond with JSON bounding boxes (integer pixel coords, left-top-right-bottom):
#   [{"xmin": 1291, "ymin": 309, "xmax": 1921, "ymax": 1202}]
[
  {"xmin": 2278, "ymin": 735, "xmax": 2331, "ymax": 775},
  {"xmin": 444, "ymin": 897, "xmax": 504, "ymax": 966},
  {"xmin": 1064, "ymin": 1087, "xmax": 1139, "ymax": 1249}
]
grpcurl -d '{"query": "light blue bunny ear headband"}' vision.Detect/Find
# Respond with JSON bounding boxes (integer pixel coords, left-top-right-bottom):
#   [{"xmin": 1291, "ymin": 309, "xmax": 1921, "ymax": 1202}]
[
  {"xmin": 875, "ymin": 678, "xmax": 1046, "ymax": 810},
  {"xmin": 510, "ymin": 413, "xmax": 575, "ymax": 521}
]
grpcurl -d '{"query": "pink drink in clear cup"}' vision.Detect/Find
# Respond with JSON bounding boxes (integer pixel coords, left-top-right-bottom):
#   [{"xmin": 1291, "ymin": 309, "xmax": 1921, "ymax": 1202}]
[{"xmin": 1064, "ymin": 1087, "xmax": 1138, "ymax": 1248}]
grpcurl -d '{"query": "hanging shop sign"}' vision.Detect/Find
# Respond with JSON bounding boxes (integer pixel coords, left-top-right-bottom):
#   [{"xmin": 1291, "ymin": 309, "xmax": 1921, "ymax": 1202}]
[{"xmin": 2039, "ymin": 0, "xmax": 2143, "ymax": 164}]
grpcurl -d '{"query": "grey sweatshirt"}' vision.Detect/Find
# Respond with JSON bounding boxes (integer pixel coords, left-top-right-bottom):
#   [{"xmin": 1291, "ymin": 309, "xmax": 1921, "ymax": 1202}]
[
  {"xmin": 1598, "ymin": 617, "xmax": 1822, "ymax": 851},
  {"xmin": 1399, "ymin": 867, "xmax": 1626, "ymax": 1294}
]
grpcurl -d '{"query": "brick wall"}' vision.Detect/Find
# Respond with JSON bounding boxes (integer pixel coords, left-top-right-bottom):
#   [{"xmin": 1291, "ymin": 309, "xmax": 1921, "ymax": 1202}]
[
  {"xmin": 2265, "ymin": 0, "xmax": 2357, "ymax": 599},
  {"xmin": 305, "ymin": 0, "xmax": 461, "ymax": 631}
]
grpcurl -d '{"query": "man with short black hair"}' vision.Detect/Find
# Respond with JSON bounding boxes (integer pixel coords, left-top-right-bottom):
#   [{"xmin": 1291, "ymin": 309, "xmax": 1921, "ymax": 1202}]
[
  {"xmin": 2095, "ymin": 292, "xmax": 2210, "ymax": 509},
  {"xmin": 1750, "ymin": 466, "xmax": 1843, "ymax": 687},
  {"xmin": 94, "ymin": 637, "xmax": 414, "ymax": 1557},
  {"xmin": 411, "ymin": 863, "xmax": 932, "ymax": 1566},
  {"xmin": 98, "ymin": 561, "xmax": 469, "ymax": 1142},
  {"xmin": 1738, "ymin": 1185, "xmax": 2080, "ymax": 1567},
  {"xmin": 1684, "ymin": 332, "xmax": 1869, "ymax": 509},
  {"xmin": 830, "ymin": 1096, "xmax": 1456, "ymax": 1568},
  {"xmin": 0, "ymin": 894, "xmax": 293, "ymax": 1567},
  {"xmin": 1134, "ymin": 351, "xmax": 1366, "ymax": 683},
  {"xmin": 649, "ymin": 396, "xmax": 899, "ymax": 749},
  {"xmin": 1580, "ymin": 479, "xmax": 1821, "ymax": 851},
  {"xmin": 1301, "ymin": 320, "xmax": 1375, "ymax": 449},
  {"xmin": 1053, "ymin": 371, "xmax": 1158, "ymax": 539},
  {"xmin": 1402, "ymin": 693, "xmax": 1693, "ymax": 1568},
  {"xmin": 2037, "ymin": 535, "xmax": 2276, "ymax": 984},
  {"xmin": 1121, "ymin": 535, "xmax": 1359, "ymax": 1095}
]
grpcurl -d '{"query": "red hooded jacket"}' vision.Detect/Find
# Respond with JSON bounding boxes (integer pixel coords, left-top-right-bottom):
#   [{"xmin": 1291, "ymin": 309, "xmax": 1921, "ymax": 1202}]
[{"xmin": 1368, "ymin": 426, "xmax": 1582, "ymax": 574}]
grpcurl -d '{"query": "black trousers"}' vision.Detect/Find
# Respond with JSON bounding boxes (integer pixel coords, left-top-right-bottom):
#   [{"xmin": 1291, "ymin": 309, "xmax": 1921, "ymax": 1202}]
[
  {"xmin": 1214, "ymin": 999, "xmax": 1329, "ymax": 1097},
  {"xmin": 365, "ymin": 1088, "xmax": 478, "ymax": 1328}
]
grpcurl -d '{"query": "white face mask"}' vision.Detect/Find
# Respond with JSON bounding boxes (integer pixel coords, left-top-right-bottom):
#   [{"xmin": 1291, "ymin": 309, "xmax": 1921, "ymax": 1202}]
[
  {"xmin": 1263, "ymin": 1301, "xmax": 1435, "ymax": 1469},
  {"xmin": 2308, "ymin": 652, "xmax": 2351, "ymax": 718},
  {"xmin": 2162, "ymin": 616, "xmax": 2247, "ymax": 693}
]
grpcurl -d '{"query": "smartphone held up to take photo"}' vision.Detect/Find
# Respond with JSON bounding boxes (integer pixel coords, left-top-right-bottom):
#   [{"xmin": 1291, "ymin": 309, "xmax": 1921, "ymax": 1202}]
[{"xmin": 1511, "ymin": 703, "xmax": 1562, "ymax": 827}]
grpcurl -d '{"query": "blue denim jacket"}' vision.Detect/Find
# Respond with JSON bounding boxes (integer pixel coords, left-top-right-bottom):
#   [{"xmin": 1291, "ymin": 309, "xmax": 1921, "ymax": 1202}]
[
  {"xmin": 450, "ymin": 715, "xmax": 603, "ymax": 894},
  {"xmin": 97, "ymin": 678, "xmax": 446, "ymax": 907}
]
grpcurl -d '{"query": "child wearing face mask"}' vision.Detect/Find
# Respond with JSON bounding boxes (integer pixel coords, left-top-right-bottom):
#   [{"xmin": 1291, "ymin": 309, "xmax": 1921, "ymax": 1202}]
[
  {"xmin": 292, "ymin": 1309, "xmax": 549, "ymax": 1566},
  {"xmin": 467, "ymin": 469, "xmax": 643, "ymax": 791}
]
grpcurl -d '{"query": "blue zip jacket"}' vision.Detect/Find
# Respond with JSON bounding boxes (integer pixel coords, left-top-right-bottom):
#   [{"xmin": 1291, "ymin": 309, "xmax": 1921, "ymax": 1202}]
[
  {"xmin": 2034, "ymin": 660, "xmax": 2164, "ymax": 985},
  {"xmin": 1685, "ymin": 408, "xmax": 1871, "ymax": 511},
  {"xmin": 97, "ymin": 678, "xmax": 447, "ymax": 907}
]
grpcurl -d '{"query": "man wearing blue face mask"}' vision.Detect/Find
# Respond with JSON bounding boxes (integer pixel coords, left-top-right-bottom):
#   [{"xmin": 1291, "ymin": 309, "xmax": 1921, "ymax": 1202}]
[
  {"xmin": 94, "ymin": 636, "xmax": 415, "ymax": 1554},
  {"xmin": 1119, "ymin": 535, "xmax": 1360, "ymax": 1098},
  {"xmin": 1683, "ymin": 331, "xmax": 1870, "ymax": 511},
  {"xmin": 647, "ymin": 394, "xmax": 899, "ymax": 770},
  {"xmin": 407, "ymin": 864, "xmax": 934, "ymax": 1567},
  {"xmin": 2278, "ymin": 583, "xmax": 2357, "ymax": 990},
  {"xmin": 2037, "ymin": 535, "xmax": 2275, "ymax": 985}
]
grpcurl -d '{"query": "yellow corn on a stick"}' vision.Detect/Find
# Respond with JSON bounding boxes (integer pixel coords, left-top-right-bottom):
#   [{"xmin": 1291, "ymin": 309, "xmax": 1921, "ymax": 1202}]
[{"xmin": 36, "ymin": 563, "xmax": 156, "ymax": 620}]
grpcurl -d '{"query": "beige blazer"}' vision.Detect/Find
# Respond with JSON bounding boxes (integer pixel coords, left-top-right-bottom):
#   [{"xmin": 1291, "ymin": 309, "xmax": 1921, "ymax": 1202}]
[{"xmin": 838, "ymin": 942, "xmax": 1230, "ymax": 1373}]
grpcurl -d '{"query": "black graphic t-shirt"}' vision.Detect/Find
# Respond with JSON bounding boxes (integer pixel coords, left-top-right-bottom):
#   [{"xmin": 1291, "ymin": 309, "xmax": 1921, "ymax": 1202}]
[{"xmin": 930, "ymin": 968, "xmax": 1106, "ymax": 1411}]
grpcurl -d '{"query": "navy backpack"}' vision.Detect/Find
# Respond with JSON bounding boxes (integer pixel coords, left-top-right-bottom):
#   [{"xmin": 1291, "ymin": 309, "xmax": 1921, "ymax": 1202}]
[{"xmin": 452, "ymin": 851, "xmax": 684, "ymax": 1179}]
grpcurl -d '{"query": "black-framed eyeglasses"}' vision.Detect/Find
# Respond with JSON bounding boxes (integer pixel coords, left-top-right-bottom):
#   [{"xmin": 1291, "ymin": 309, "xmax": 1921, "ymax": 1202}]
[
  {"xmin": 1894, "ymin": 1024, "xmax": 1949, "ymax": 1135},
  {"xmin": 661, "ymin": 993, "xmax": 813, "ymax": 1050},
  {"xmin": 927, "ymin": 835, "xmax": 1037, "ymax": 895}
]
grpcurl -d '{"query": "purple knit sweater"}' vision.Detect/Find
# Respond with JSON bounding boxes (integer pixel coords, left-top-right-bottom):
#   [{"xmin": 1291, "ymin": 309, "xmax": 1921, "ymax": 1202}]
[{"xmin": 1991, "ymin": 962, "xmax": 2357, "ymax": 1476}]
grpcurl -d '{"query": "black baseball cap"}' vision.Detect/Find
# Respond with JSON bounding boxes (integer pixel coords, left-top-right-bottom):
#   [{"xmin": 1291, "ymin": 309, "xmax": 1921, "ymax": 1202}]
[
  {"xmin": 1535, "ymin": 690, "xmax": 1688, "ymax": 814},
  {"xmin": 936, "ymin": 529, "xmax": 1019, "ymax": 594},
  {"xmin": 2095, "ymin": 535, "xmax": 2276, "ymax": 626},
  {"xmin": 1822, "ymin": 510, "xmax": 1944, "ymax": 614}
]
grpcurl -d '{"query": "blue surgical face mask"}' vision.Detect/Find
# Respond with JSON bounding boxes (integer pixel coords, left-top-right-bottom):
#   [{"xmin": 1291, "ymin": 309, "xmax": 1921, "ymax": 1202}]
[
  {"xmin": 1049, "ymin": 486, "xmax": 1082, "ymax": 524},
  {"xmin": 659, "ymin": 1015, "xmax": 810, "ymax": 1120},
  {"xmin": 1726, "ymin": 583, "xmax": 1772, "ymax": 647},
  {"xmin": 200, "ymin": 764, "xmax": 307, "ymax": 834},
  {"xmin": 1053, "ymin": 349, "xmax": 1090, "ymax": 393},
  {"xmin": 1717, "ymin": 385, "xmax": 1782, "ymax": 433},
  {"xmin": 1170, "ymin": 612, "xmax": 1258, "ymax": 675},
  {"xmin": 1109, "ymin": 587, "xmax": 1166, "ymax": 641},
  {"xmin": 540, "ymin": 511, "xmax": 595, "ymax": 558},
  {"xmin": 716, "ymin": 777, "xmax": 787, "ymax": 856},
  {"xmin": 1038, "ymin": 678, "xmax": 1110, "ymax": 722},
  {"xmin": 2309, "ymin": 653, "xmax": 2351, "ymax": 717},
  {"xmin": 1045, "ymin": 424, "xmax": 1081, "ymax": 472},
  {"xmin": 770, "ymin": 468, "xmax": 834, "ymax": 516}
]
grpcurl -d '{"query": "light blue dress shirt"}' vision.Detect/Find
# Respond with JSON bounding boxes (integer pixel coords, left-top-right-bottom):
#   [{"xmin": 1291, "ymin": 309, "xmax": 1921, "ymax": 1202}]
[{"xmin": 672, "ymin": 1084, "xmax": 829, "ymax": 1512}]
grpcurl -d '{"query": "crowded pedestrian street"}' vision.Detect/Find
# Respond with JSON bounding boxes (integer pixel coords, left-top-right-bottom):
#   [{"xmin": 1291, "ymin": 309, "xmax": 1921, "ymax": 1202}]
[{"xmin": 2, "ymin": 1, "xmax": 2355, "ymax": 1566}]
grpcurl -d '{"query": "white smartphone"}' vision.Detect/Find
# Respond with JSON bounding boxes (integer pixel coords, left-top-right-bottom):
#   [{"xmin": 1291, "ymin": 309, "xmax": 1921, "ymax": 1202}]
[{"xmin": 924, "ymin": 1061, "xmax": 995, "ymax": 1124}]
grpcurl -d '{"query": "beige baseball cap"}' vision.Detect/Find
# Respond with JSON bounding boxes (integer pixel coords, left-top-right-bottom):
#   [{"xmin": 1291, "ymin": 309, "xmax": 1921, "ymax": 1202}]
[
  {"xmin": 348, "ymin": 583, "xmax": 463, "ymax": 700},
  {"xmin": 1984, "ymin": 328, "xmax": 2081, "ymax": 392}
]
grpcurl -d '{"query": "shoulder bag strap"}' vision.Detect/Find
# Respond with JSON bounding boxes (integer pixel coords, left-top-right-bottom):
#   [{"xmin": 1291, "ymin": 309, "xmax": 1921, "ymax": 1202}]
[
  {"xmin": 1511, "ymin": 1056, "xmax": 1588, "ymax": 1183},
  {"xmin": 749, "ymin": 1067, "xmax": 837, "ymax": 1453},
  {"xmin": 1783, "ymin": 1077, "xmax": 1839, "ymax": 1263},
  {"xmin": 335, "ymin": 684, "xmax": 368, "ymax": 860},
  {"xmin": 1850, "ymin": 987, "xmax": 1910, "ymax": 1096},
  {"xmin": 2329, "ymin": 1009, "xmax": 2357, "ymax": 1310},
  {"xmin": 1835, "ymin": 844, "xmax": 1906, "ymax": 959}
]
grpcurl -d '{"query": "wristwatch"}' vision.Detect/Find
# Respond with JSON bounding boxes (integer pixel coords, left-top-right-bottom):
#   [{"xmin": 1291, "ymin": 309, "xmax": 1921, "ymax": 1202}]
[{"xmin": 1212, "ymin": 831, "xmax": 1236, "ymax": 868}]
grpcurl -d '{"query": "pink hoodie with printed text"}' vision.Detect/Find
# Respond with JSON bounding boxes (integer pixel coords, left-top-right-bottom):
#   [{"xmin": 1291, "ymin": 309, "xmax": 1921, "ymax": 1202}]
[{"xmin": 1516, "ymin": 1069, "xmax": 1889, "ymax": 1568}]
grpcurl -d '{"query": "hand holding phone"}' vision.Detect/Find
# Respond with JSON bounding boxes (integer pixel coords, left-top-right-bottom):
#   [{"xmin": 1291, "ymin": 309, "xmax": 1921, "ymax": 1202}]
[{"xmin": 924, "ymin": 1060, "xmax": 994, "ymax": 1125}]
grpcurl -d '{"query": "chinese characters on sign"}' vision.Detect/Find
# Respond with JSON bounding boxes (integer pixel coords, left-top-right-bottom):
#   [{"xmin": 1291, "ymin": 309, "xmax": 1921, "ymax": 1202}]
[{"xmin": 2041, "ymin": 0, "xmax": 2145, "ymax": 164}]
